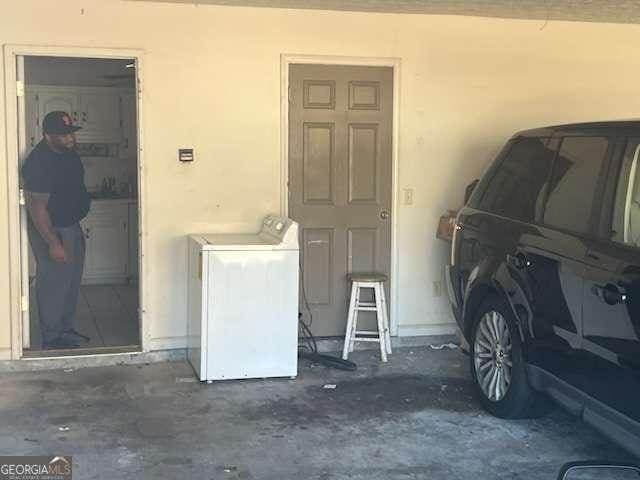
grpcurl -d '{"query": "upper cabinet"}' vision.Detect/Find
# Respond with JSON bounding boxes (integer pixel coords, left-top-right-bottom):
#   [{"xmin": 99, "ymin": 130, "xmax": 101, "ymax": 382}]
[
  {"xmin": 27, "ymin": 85, "xmax": 135, "ymax": 145},
  {"xmin": 77, "ymin": 91, "xmax": 121, "ymax": 142}
]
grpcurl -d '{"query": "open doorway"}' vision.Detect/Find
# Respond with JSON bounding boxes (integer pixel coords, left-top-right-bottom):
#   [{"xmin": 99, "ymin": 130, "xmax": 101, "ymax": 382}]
[{"xmin": 19, "ymin": 56, "xmax": 140, "ymax": 356}]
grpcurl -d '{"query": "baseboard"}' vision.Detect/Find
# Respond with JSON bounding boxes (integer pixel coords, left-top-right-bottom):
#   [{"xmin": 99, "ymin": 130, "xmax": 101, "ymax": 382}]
[
  {"xmin": 148, "ymin": 336, "xmax": 187, "ymax": 351},
  {"xmin": 396, "ymin": 323, "xmax": 457, "ymax": 337},
  {"xmin": 312, "ymin": 332, "xmax": 458, "ymax": 353}
]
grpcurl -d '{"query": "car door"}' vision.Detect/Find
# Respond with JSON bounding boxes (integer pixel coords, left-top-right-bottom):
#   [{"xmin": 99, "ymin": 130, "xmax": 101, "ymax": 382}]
[
  {"xmin": 581, "ymin": 136, "xmax": 640, "ymax": 425},
  {"xmin": 522, "ymin": 134, "xmax": 612, "ymax": 386},
  {"xmin": 461, "ymin": 135, "xmax": 588, "ymax": 386}
]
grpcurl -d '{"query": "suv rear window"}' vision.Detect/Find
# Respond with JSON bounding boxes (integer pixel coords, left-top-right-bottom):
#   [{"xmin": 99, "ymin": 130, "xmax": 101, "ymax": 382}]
[
  {"xmin": 477, "ymin": 137, "xmax": 553, "ymax": 222},
  {"xmin": 543, "ymin": 136, "xmax": 609, "ymax": 236}
]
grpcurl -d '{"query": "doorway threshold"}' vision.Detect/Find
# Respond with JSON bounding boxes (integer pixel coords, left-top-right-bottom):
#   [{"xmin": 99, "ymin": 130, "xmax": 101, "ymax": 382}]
[
  {"xmin": 0, "ymin": 348, "xmax": 186, "ymax": 373},
  {"xmin": 22, "ymin": 345, "xmax": 142, "ymax": 359}
]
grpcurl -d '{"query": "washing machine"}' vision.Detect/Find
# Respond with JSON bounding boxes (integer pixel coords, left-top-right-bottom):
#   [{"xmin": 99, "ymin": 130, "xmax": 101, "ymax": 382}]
[{"xmin": 187, "ymin": 215, "xmax": 299, "ymax": 381}]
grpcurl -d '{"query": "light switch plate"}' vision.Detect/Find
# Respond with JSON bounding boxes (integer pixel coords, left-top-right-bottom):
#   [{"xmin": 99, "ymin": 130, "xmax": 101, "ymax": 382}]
[{"xmin": 403, "ymin": 188, "xmax": 414, "ymax": 205}]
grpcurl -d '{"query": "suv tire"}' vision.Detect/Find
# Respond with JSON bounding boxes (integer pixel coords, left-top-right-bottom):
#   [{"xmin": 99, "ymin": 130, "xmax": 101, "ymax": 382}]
[{"xmin": 470, "ymin": 295, "xmax": 546, "ymax": 418}]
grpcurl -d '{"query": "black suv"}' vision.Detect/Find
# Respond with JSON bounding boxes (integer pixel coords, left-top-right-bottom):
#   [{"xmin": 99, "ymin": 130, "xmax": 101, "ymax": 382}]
[{"xmin": 446, "ymin": 121, "xmax": 640, "ymax": 457}]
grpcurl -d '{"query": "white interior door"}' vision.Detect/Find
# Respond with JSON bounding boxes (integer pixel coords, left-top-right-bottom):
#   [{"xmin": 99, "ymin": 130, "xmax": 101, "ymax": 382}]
[{"xmin": 16, "ymin": 55, "xmax": 31, "ymax": 349}]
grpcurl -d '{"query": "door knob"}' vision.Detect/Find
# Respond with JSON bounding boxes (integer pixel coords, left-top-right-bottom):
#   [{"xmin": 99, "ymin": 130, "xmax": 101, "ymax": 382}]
[{"xmin": 380, "ymin": 210, "xmax": 390, "ymax": 220}]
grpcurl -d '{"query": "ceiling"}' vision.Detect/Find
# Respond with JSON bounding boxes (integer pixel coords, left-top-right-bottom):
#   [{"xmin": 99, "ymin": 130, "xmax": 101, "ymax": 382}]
[{"xmin": 127, "ymin": 0, "xmax": 640, "ymax": 25}]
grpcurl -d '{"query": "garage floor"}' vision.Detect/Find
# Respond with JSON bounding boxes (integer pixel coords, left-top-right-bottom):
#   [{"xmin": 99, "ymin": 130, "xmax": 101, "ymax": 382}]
[{"xmin": 0, "ymin": 347, "xmax": 632, "ymax": 479}]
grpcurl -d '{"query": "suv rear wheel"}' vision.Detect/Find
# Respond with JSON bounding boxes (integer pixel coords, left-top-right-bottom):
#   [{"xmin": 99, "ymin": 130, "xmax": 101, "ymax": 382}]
[{"xmin": 470, "ymin": 295, "xmax": 546, "ymax": 418}]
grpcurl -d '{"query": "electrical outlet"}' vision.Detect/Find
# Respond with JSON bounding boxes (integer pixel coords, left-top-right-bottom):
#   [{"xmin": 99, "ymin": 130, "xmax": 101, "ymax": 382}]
[
  {"xmin": 433, "ymin": 280, "xmax": 442, "ymax": 297},
  {"xmin": 403, "ymin": 188, "xmax": 414, "ymax": 205}
]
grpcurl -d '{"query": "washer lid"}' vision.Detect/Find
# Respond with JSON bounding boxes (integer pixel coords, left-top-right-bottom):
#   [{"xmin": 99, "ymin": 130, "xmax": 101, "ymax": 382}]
[{"xmin": 193, "ymin": 233, "xmax": 293, "ymax": 251}]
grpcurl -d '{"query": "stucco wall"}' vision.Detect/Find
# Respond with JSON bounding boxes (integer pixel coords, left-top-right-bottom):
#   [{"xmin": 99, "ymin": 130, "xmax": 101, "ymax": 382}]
[{"xmin": 2, "ymin": 0, "xmax": 640, "ymax": 357}]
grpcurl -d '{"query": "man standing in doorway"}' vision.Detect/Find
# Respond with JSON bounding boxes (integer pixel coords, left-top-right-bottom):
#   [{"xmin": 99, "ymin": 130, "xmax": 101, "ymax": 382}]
[{"xmin": 22, "ymin": 111, "xmax": 92, "ymax": 349}]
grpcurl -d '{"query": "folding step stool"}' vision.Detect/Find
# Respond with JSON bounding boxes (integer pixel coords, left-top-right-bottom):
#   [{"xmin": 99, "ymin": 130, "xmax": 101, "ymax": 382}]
[{"xmin": 342, "ymin": 273, "xmax": 392, "ymax": 362}]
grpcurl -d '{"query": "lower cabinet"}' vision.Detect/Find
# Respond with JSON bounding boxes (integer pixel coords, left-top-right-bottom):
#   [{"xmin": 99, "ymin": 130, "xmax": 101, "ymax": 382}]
[{"xmin": 81, "ymin": 201, "xmax": 137, "ymax": 284}]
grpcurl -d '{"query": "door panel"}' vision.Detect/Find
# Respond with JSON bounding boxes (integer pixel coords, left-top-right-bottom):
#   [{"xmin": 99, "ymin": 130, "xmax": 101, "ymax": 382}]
[
  {"xmin": 302, "ymin": 228, "xmax": 334, "ymax": 306},
  {"xmin": 526, "ymin": 134, "xmax": 613, "ymax": 383},
  {"xmin": 348, "ymin": 124, "xmax": 379, "ymax": 203},
  {"xmin": 347, "ymin": 228, "xmax": 378, "ymax": 273},
  {"xmin": 582, "ymin": 246, "xmax": 640, "ymax": 423},
  {"xmin": 303, "ymin": 123, "xmax": 334, "ymax": 204},
  {"xmin": 581, "ymin": 137, "xmax": 640, "ymax": 423},
  {"xmin": 82, "ymin": 205, "xmax": 128, "ymax": 282},
  {"xmin": 289, "ymin": 64, "xmax": 393, "ymax": 336},
  {"xmin": 78, "ymin": 92, "xmax": 120, "ymax": 142}
]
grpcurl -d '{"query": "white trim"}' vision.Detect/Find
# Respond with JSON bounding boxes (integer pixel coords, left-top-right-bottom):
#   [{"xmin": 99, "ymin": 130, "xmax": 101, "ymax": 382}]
[
  {"xmin": 2, "ymin": 44, "xmax": 149, "ymax": 359},
  {"xmin": 280, "ymin": 54, "xmax": 401, "ymax": 336},
  {"xmin": 396, "ymin": 323, "xmax": 458, "ymax": 337}
]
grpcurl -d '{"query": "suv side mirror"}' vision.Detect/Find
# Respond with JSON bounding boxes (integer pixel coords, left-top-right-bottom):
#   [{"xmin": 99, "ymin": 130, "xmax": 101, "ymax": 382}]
[
  {"xmin": 464, "ymin": 179, "xmax": 479, "ymax": 205},
  {"xmin": 558, "ymin": 461, "xmax": 640, "ymax": 479}
]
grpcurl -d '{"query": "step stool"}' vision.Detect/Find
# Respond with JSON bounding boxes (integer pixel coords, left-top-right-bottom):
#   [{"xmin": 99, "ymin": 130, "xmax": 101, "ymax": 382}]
[{"xmin": 342, "ymin": 273, "xmax": 392, "ymax": 362}]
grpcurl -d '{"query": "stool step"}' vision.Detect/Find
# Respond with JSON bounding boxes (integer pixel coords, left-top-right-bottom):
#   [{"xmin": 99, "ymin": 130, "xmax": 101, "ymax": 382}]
[
  {"xmin": 355, "ymin": 330, "xmax": 380, "ymax": 335},
  {"xmin": 354, "ymin": 306, "xmax": 377, "ymax": 312},
  {"xmin": 351, "ymin": 337, "xmax": 381, "ymax": 343},
  {"xmin": 356, "ymin": 302, "xmax": 376, "ymax": 308}
]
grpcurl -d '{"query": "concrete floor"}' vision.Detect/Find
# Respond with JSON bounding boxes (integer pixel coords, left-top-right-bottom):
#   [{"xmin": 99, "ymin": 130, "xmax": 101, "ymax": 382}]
[{"xmin": 0, "ymin": 347, "xmax": 633, "ymax": 479}]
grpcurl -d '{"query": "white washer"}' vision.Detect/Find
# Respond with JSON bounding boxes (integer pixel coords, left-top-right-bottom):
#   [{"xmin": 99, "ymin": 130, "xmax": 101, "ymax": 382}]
[{"xmin": 187, "ymin": 215, "xmax": 299, "ymax": 381}]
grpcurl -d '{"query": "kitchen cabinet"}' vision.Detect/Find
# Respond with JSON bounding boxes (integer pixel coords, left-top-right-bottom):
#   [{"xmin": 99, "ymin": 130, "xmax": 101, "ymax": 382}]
[
  {"xmin": 77, "ymin": 92, "xmax": 121, "ymax": 142},
  {"xmin": 38, "ymin": 90, "xmax": 76, "ymax": 125},
  {"xmin": 28, "ymin": 86, "xmax": 132, "ymax": 144},
  {"xmin": 81, "ymin": 201, "xmax": 132, "ymax": 285}
]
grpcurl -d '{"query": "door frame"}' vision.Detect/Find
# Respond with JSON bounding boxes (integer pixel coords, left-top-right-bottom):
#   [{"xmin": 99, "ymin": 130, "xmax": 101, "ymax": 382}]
[
  {"xmin": 280, "ymin": 54, "xmax": 401, "ymax": 336},
  {"xmin": 3, "ymin": 44, "xmax": 148, "ymax": 359}
]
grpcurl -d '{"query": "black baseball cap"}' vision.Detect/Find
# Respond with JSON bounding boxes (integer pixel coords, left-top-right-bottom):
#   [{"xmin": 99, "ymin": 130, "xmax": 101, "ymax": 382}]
[{"xmin": 42, "ymin": 111, "xmax": 82, "ymax": 135}]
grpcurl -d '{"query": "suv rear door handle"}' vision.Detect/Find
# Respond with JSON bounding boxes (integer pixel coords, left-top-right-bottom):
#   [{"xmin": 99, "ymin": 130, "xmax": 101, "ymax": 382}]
[
  {"xmin": 506, "ymin": 253, "xmax": 531, "ymax": 269},
  {"xmin": 592, "ymin": 283, "xmax": 627, "ymax": 305}
]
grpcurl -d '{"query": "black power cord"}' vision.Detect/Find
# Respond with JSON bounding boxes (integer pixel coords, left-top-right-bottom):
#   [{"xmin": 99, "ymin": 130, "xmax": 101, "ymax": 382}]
[{"xmin": 298, "ymin": 262, "xmax": 357, "ymax": 372}]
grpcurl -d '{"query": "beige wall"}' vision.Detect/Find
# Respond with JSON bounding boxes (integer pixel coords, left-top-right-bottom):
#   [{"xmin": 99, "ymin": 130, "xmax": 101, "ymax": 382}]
[{"xmin": 2, "ymin": 1, "xmax": 640, "ymax": 357}]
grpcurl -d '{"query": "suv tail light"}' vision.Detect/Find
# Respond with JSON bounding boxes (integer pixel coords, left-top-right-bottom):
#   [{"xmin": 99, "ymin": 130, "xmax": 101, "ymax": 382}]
[{"xmin": 451, "ymin": 223, "xmax": 462, "ymax": 265}]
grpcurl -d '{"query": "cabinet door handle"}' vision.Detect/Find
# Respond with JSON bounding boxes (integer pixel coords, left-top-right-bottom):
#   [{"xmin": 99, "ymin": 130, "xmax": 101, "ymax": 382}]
[
  {"xmin": 84, "ymin": 228, "xmax": 90, "ymax": 239},
  {"xmin": 30, "ymin": 137, "xmax": 34, "ymax": 147},
  {"xmin": 73, "ymin": 111, "xmax": 78, "ymax": 122},
  {"xmin": 82, "ymin": 111, "xmax": 87, "ymax": 122}
]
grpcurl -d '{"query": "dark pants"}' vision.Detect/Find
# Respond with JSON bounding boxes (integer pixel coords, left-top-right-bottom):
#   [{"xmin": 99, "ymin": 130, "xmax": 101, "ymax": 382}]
[{"xmin": 28, "ymin": 222, "xmax": 85, "ymax": 347}]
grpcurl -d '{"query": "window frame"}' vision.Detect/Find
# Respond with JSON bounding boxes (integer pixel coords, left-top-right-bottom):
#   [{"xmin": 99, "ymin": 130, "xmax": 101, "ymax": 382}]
[
  {"xmin": 474, "ymin": 136, "xmax": 553, "ymax": 223},
  {"xmin": 539, "ymin": 132, "xmax": 615, "ymax": 241},
  {"xmin": 596, "ymin": 136, "xmax": 640, "ymax": 252}
]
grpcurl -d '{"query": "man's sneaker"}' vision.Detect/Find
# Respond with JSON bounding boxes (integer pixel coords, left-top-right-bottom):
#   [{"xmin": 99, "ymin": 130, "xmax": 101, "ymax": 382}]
[{"xmin": 62, "ymin": 328, "xmax": 91, "ymax": 342}]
